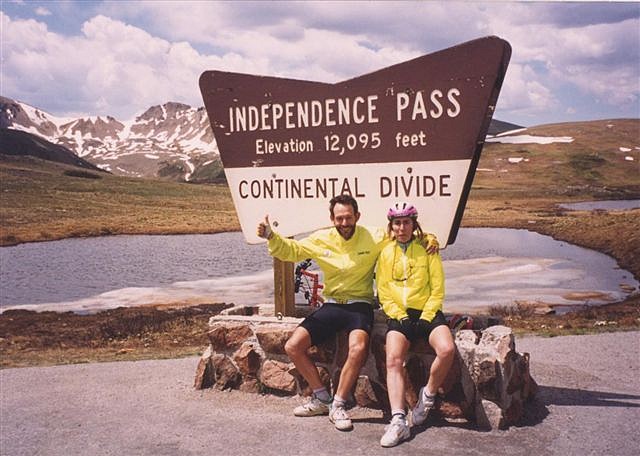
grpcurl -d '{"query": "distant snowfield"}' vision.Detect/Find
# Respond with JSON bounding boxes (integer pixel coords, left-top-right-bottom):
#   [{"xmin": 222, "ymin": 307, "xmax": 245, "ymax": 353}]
[{"xmin": 486, "ymin": 134, "xmax": 574, "ymax": 144}]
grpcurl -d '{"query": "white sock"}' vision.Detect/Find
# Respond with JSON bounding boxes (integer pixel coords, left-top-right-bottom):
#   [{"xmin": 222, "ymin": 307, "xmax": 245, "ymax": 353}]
[
  {"xmin": 333, "ymin": 394, "xmax": 347, "ymax": 408},
  {"xmin": 313, "ymin": 387, "xmax": 331, "ymax": 402}
]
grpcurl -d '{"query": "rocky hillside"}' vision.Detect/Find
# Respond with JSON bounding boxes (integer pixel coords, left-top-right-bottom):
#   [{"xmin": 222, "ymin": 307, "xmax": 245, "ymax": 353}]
[
  {"xmin": 1, "ymin": 96, "xmax": 223, "ymax": 182},
  {"xmin": 0, "ymin": 129, "xmax": 104, "ymax": 172}
]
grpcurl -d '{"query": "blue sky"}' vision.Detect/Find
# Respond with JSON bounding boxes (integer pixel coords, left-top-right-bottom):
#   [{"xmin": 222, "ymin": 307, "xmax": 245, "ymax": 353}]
[{"xmin": 1, "ymin": 0, "xmax": 638, "ymax": 126}]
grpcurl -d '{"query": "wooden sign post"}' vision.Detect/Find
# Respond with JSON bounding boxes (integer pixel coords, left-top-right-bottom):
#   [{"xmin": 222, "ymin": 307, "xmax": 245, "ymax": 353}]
[{"xmin": 273, "ymin": 258, "xmax": 295, "ymax": 317}]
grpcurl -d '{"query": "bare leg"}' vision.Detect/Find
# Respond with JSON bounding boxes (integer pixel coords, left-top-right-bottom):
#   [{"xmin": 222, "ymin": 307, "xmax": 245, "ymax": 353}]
[
  {"xmin": 385, "ymin": 331, "xmax": 411, "ymax": 412},
  {"xmin": 335, "ymin": 329, "xmax": 370, "ymax": 399},
  {"xmin": 425, "ymin": 325, "xmax": 455, "ymax": 395},
  {"xmin": 285, "ymin": 326, "xmax": 324, "ymax": 390}
]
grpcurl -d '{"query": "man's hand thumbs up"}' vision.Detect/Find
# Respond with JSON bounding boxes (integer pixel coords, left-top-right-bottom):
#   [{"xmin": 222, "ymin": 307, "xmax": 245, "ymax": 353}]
[{"xmin": 257, "ymin": 215, "xmax": 273, "ymax": 240}]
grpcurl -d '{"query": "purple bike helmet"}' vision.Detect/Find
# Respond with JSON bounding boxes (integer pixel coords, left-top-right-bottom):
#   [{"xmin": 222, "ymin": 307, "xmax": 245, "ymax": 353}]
[{"xmin": 387, "ymin": 202, "xmax": 418, "ymax": 220}]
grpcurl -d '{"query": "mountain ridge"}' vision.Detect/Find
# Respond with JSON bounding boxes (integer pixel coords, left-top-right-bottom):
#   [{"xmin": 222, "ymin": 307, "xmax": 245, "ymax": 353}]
[
  {"xmin": 1, "ymin": 96, "xmax": 220, "ymax": 182},
  {"xmin": 2, "ymin": 95, "xmax": 526, "ymax": 182}
]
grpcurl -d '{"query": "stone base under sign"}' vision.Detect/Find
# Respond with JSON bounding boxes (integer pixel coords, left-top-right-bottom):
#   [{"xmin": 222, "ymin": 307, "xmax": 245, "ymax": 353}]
[{"xmin": 194, "ymin": 306, "xmax": 537, "ymax": 430}]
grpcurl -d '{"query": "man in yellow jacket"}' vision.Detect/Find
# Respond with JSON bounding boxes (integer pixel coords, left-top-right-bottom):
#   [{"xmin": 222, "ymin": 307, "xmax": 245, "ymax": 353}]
[
  {"xmin": 257, "ymin": 195, "xmax": 437, "ymax": 432},
  {"xmin": 376, "ymin": 202, "xmax": 455, "ymax": 447}
]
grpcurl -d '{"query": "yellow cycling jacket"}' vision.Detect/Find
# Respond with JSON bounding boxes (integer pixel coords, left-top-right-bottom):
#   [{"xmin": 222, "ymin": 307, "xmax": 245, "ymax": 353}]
[
  {"xmin": 376, "ymin": 237, "xmax": 445, "ymax": 322},
  {"xmin": 267, "ymin": 225, "xmax": 387, "ymax": 304}
]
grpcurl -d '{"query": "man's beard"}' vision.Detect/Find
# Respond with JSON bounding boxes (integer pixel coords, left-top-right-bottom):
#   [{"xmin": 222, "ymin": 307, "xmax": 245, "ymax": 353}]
[{"xmin": 336, "ymin": 225, "xmax": 355, "ymax": 240}]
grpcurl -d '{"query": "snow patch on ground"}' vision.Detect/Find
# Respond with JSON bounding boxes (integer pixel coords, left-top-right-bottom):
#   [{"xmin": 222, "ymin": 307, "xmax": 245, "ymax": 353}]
[
  {"xmin": 496, "ymin": 128, "xmax": 527, "ymax": 137},
  {"xmin": 486, "ymin": 134, "xmax": 574, "ymax": 144}
]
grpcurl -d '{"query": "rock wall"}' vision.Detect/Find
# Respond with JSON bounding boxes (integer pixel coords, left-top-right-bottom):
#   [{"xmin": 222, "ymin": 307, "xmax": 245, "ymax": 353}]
[{"xmin": 194, "ymin": 310, "xmax": 537, "ymax": 430}]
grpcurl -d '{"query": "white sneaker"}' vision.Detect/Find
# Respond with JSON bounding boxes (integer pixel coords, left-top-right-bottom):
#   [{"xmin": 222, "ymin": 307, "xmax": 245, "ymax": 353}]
[
  {"xmin": 380, "ymin": 415, "xmax": 410, "ymax": 447},
  {"xmin": 411, "ymin": 387, "xmax": 435, "ymax": 426},
  {"xmin": 293, "ymin": 394, "xmax": 331, "ymax": 417},
  {"xmin": 329, "ymin": 404, "xmax": 353, "ymax": 431}
]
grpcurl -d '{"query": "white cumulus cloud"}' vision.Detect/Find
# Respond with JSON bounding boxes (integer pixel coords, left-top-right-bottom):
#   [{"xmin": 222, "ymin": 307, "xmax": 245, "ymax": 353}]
[
  {"xmin": 34, "ymin": 6, "xmax": 51, "ymax": 16},
  {"xmin": 1, "ymin": 1, "xmax": 638, "ymax": 125}
]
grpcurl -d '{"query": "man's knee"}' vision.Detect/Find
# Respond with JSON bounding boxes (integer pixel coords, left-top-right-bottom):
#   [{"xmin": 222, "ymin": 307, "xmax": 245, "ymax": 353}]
[
  {"xmin": 436, "ymin": 338, "xmax": 456, "ymax": 360},
  {"xmin": 385, "ymin": 353, "xmax": 404, "ymax": 371},
  {"xmin": 430, "ymin": 325, "xmax": 456, "ymax": 359},
  {"xmin": 347, "ymin": 335, "xmax": 369, "ymax": 362},
  {"xmin": 284, "ymin": 338, "xmax": 298, "ymax": 358},
  {"xmin": 285, "ymin": 329, "xmax": 312, "ymax": 358}
]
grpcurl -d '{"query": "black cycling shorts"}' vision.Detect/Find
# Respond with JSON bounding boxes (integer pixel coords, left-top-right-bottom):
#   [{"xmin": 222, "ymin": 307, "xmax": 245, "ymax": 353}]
[
  {"xmin": 300, "ymin": 302, "xmax": 374, "ymax": 346},
  {"xmin": 386, "ymin": 309, "xmax": 448, "ymax": 342}
]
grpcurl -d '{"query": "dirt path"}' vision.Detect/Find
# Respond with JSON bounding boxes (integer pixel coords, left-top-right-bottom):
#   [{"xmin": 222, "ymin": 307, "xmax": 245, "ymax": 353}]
[{"xmin": 2, "ymin": 331, "xmax": 639, "ymax": 455}]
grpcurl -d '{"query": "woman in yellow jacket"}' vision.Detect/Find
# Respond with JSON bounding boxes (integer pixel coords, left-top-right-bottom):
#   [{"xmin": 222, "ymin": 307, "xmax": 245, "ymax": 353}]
[{"xmin": 376, "ymin": 202, "xmax": 455, "ymax": 448}]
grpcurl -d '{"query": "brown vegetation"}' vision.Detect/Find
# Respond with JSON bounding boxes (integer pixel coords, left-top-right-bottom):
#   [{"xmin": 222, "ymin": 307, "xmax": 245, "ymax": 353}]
[{"xmin": 0, "ymin": 304, "xmax": 230, "ymax": 368}]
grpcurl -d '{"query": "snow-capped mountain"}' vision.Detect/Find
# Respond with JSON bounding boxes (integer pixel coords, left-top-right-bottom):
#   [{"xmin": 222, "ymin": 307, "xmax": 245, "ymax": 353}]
[
  {"xmin": 0, "ymin": 96, "xmax": 221, "ymax": 182},
  {"xmin": 1, "ymin": 96, "xmax": 523, "ymax": 182}
]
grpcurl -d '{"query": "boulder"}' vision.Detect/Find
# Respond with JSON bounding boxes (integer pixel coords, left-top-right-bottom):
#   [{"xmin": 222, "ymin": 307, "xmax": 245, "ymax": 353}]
[
  {"xmin": 455, "ymin": 325, "xmax": 536, "ymax": 429},
  {"xmin": 194, "ymin": 346, "xmax": 215, "ymax": 390},
  {"xmin": 260, "ymin": 360, "xmax": 297, "ymax": 394},
  {"xmin": 255, "ymin": 325, "xmax": 294, "ymax": 354},
  {"xmin": 354, "ymin": 375, "xmax": 385, "ymax": 408},
  {"xmin": 211, "ymin": 353, "xmax": 241, "ymax": 390},
  {"xmin": 233, "ymin": 342, "xmax": 263, "ymax": 376},
  {"xmin": 197, "ymin": 316, "xmax": 536, "ymax": 431},
  {"xmin": 208, "ymin": 322, "xmax": 253, "ymax": 351},
  {"xmin": 239, "ymin": 377, "xmax": 262, "ymax": 394}
]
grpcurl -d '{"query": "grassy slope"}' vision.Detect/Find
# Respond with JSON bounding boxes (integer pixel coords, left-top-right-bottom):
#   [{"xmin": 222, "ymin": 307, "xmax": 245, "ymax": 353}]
[
  {"xmin": 0, "ymin": 154, "xmax": 238, "ymax": 245},
  {"xmin": 474, "ymin": 119, "xmax": 639, "ymax": 197}
]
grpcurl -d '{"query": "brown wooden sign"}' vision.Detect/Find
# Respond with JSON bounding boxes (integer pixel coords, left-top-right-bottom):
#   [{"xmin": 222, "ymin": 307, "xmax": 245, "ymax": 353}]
[{"xmin": 200, "ymin": 36, "xmax": 511, "ymax": 245}]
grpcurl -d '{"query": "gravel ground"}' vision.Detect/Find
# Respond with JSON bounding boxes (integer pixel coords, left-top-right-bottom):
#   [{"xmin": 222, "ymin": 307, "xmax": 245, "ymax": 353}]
[{"xmin": 1, "ymin": 331, "xmax": 639, "ymax": 456}]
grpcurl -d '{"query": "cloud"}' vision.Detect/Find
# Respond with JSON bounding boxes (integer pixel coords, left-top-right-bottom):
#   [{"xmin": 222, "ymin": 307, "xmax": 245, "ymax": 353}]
[
  {"xmin": 492, "ymin": 12, "xmax": 639, "ymax": 110},
  {"xmin": 498, "ymin": 63, "xmax": 558, "ymax": 116},
  {"xmin": 521, "ymin": 2, "xmax": 639, "ymax": 27},
  {"xmin": 1, "ymin": 1, "xmax": 638, "ymax": 125},
  {"xmin": 100, "ymin": 1, "xmax": 424, "ymax": 81},
  {"xmin": 0, "ymin": 7, "xmax": 421, "ymax": 118},
  {"xmin": 1, "ymin": 13, "xmax": 236, "ymax": 118},
  {"xmin": 34, "ymin": 7, "xmax": 51, "ymax": 16},
  {"xmin": 101, "ymin": 2, "xmax": 638, "ymax": 115},
  {"xmin": 548, "ymin": 18, "xmax": 639, "ymax": 106}
]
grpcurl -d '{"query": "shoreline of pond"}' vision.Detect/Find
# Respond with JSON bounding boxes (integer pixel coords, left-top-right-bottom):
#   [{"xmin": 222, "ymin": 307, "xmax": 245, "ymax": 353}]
[{"xmin": 1, "ymin": 227, "xmax": 637, "ymax": 314}]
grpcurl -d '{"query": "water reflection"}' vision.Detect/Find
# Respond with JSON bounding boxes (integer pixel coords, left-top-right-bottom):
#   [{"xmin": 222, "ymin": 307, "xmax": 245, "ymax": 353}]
[
  {"xmin": 0, "ymin": 229, "xmax": 637, "ymax": 314},
  {"xmin": 440, "ymin": 228, "xmax": 638, "ymax": 313},
  {"xmin": 558, "ymin": 199, "xmax": 640, "ymax": 211},
  {"xmin": 0, "ymin": 232, "xmax": 272, "ymax": 307}
]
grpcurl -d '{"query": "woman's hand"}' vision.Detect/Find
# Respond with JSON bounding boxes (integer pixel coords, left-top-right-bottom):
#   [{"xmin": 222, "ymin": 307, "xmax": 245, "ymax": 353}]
[{"xmin": 425, "ymin": 234, "xmax": 440, "ymax": 254}]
